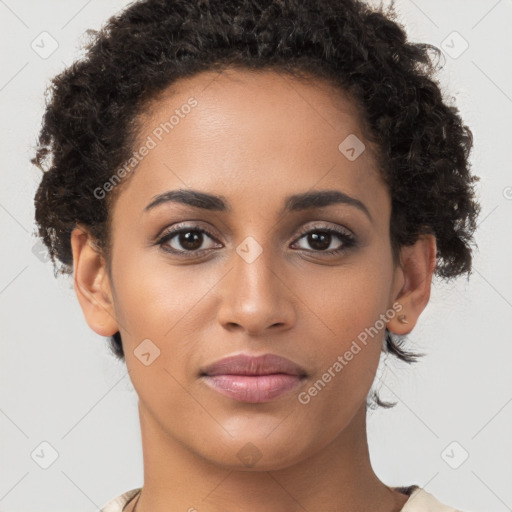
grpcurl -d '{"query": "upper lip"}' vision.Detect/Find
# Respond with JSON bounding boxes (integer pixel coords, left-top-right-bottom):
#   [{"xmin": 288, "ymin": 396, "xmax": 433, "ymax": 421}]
[{"xmin": 200, "ymin": 353, "xmax": 308, "ymax": 377}]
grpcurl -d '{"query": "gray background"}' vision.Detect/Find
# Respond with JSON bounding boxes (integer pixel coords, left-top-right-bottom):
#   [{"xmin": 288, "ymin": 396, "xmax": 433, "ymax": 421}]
[{"xmin": 1, "ymin": 0, "xmax": 511, "ymax": 511}]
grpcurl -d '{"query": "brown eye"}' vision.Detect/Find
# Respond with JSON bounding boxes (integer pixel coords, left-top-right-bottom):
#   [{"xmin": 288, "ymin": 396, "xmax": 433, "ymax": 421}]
[
  {"xmin": 292, "ymin": 225, "xmax": 356, "ymax": 255},
  {"xmin": 157, "ymin": 225, "xmax": 221, "ymax": 255}
]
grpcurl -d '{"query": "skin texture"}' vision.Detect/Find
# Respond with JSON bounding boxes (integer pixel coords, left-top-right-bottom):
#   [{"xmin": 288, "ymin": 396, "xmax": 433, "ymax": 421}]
[{"xmin": 71, "ymin": 69, "xmax": 436, "ymax": 512}]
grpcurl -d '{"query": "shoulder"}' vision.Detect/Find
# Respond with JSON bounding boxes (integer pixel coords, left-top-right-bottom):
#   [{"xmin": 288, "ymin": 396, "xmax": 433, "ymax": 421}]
[
  {"xmin": 100, "ymin": 488, "xmax": 142, "ymax": 512},
  {"xmin": 401, "ymin": 486, "xmax": 464, "ymax": 512}
]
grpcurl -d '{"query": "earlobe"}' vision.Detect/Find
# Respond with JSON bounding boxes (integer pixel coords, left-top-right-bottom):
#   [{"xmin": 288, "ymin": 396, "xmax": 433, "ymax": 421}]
[
  {"xmin": 387, "ymin": 234, "xmax": 437, "ymax": 335},
  {"xmin": 70, "ymin": 225, "xmax": 119, "ymax": 337}
]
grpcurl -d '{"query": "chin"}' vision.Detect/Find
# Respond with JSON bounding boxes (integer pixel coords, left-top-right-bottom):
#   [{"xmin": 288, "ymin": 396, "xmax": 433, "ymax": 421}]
[{"xmin": 195, "ymin": 432, "xmax": 314, "ymax": 472}]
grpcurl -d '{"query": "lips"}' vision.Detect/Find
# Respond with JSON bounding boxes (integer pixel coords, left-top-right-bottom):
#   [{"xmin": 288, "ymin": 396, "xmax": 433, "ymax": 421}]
[
  {"xmin": 200, "ymin": 353, "xmax": 308, "ymax": 403},
  {"xmin": 200, "ymin": 353, "xmax": 308, "ymax": 377}
]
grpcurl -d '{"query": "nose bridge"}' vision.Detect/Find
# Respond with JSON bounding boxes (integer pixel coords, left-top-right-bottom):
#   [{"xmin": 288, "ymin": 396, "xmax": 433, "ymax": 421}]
[
  {"xmin": 229, "ymin": 207, "xmax": 281, "ymax": 291},
  {"xmin": 232, "ymin": 231, "xmax": 282, "ymax": 301},
  {"xmin": 217, "ymin": 232, "xmax": 295, "ymax": 332}
]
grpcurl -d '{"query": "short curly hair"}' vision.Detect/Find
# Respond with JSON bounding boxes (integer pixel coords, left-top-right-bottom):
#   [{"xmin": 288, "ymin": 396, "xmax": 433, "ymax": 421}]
[{"xmin": 31, "ymin": 0, "xmax": 480, "ymax": 409}]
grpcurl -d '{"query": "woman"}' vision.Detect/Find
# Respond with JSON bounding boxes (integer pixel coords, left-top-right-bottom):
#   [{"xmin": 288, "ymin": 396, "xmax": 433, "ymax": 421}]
[{"xmin": 31, "ymin": 0, "xmax": 480, "ymax": 510}]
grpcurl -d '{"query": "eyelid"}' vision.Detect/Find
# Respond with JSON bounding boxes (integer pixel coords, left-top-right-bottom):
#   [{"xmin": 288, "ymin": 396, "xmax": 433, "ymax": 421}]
[
  {"xmin": 156, "ymin": 220, "xmax": 356, "ymax": 257},
  {"xmin": 290, "ymin": 223, "xmax": 356, "ymax": 254},
  {"xmin": 156, "ymin": 221, "xmax": 353, "ymax": 244},
  {"xmin": 157, "ymin": 223, "xmax": 220, "ymax": 245},
  {"xmin": 294, "ymin": 222, "xmax": 354, "ymax": 239}
]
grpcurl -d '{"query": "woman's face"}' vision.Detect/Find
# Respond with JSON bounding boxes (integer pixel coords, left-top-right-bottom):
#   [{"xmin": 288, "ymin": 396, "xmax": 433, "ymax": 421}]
[{"xmin": 78, "ymin": 69, "xmax": 412, "ymax": 469}]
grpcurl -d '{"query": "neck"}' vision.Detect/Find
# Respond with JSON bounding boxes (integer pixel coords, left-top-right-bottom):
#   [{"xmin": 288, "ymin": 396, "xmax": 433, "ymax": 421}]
[{"xmin": 129, "ymin": 400, "xmax": 409, "ymax": 512}]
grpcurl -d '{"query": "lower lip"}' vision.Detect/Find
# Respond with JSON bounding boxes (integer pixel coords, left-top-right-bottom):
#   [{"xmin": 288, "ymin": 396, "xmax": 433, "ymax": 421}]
[{"xmin": 202, "ymin": 374, "xmax": 305, "ymax": 403}]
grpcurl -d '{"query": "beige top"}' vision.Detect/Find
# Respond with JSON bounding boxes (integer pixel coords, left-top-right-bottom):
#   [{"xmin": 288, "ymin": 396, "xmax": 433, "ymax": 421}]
[{"xmin": 100, "ymin": 485, "xmax": 464, "ymax": 511}]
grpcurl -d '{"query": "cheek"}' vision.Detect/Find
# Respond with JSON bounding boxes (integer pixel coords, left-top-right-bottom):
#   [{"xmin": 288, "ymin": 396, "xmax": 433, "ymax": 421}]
[
  {"xmin": 295, "ymin": 285, "xmax": 387, "ymax": 436},
  {"xmin": 292, "ymin": 261, "xmax": 391, "ymax": 406},
  {"xmin": 111, "ymin": 244, "xmax": 215, "ymax": 337},
  {"xmin": 110, "ymin": 249, "xmax": 223, "ymax": 400},
  {"xmin": 295, "ymin": 257, "xmax": 392, "ymax": 339}
]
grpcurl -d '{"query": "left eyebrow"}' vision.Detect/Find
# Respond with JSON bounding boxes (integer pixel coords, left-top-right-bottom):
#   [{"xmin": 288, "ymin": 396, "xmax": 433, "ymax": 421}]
[
  {"xmin": 282, "ymin": 189, "xmax": 372, "ymax": 222},
  {"xmin": 144, "ymin": 188, "xmax": 372, "ymax": 222}
]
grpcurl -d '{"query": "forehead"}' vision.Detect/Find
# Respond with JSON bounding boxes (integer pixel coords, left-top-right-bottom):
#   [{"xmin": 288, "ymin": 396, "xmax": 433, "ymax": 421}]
[
  {"xmin": 113, "ymin": 68, "xmax": 389, "ymax": 222},
  {"xmin": 140, "ymin": 68, "xmax": 372, "ymax": 153}
]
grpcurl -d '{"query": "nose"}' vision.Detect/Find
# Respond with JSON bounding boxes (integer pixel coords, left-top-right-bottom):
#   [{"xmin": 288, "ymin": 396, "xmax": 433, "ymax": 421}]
[{"xmin": 216, "ymin": 242, "xmax": 296, "ymax": 336}]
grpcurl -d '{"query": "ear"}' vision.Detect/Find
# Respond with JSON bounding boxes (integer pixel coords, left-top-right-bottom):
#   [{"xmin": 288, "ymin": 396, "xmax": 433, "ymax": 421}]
[
  {"xmin": 70, "ymin": 224, "xmax": 119, "ymax": 337},
  {"xmin": 387, "ymin": 234, "xmax": 437, "ymax": 335}
]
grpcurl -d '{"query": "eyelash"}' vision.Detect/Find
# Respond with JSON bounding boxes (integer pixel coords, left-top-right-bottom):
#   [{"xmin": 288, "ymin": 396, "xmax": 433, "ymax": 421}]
[{"xmin": 156, "ymin": 223, "xmax": 356, "ymax": 258}]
